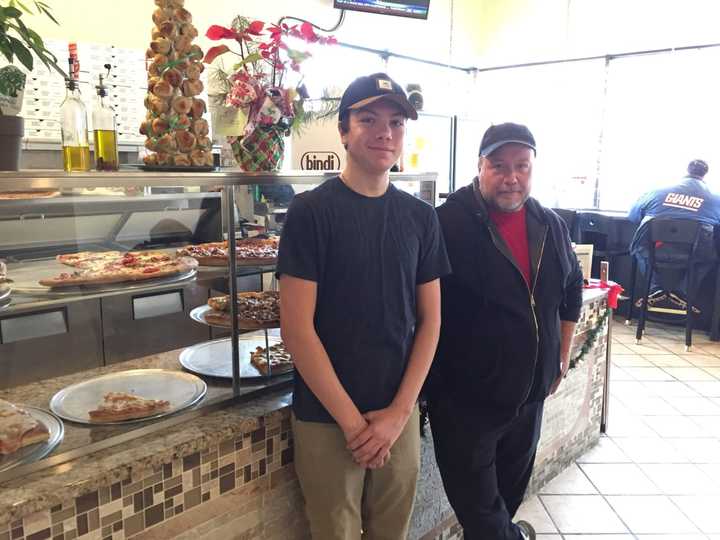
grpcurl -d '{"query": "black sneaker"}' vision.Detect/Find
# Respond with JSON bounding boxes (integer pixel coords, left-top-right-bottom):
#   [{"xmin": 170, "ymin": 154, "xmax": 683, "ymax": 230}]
[{"xmin": 516, "ymin": 520, "xmax": 536, "ymax": 540}]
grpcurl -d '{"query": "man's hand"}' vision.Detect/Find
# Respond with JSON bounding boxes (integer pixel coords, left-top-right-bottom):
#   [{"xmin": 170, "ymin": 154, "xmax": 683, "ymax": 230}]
[
  {"xmin": 347, "ymin": 406, "xmax": 409, "ymax": 468},
  {"xmin": 549, "ymin": 351, "xmax": 570, "ymax": 395}
]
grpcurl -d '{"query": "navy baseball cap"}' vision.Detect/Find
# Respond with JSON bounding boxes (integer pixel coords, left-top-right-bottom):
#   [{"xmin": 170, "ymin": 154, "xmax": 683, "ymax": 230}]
[
  {"xmin": 479, "ymin": 122, "xmax": 537, "ymax": 157},
  {"xmin": 339, "ymin": 73, "xmax": 418, "ymax": 121}
]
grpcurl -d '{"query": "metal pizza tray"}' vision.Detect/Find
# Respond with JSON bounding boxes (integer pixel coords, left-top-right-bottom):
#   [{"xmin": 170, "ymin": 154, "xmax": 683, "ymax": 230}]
[
  {"xmin": 179, "ymin": 332, "xmax": 291, "ymax": 379},
  {"xmin": 49, "ymin": 369, "xmax": 207, "ymax": 425},
  {"xmin": 11, "ymin": 263, "xmax": 197, "ymax": 297},
  {"xmin": 189, "ymin": 304, "xmax": 280, "ymax": 330},
  {"xmin": 0, "ymin": 283, "xmax": 10, "ymax": 302},
  {"xmin": 0, "ymin": 406, "xmax": 64, "ymax": 473}
]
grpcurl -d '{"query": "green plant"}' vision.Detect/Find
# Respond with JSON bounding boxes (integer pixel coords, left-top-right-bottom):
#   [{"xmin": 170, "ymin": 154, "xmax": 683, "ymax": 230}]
[{"xmin": 0, "ymin": 0, "xmax": 66, "ymax": 78}]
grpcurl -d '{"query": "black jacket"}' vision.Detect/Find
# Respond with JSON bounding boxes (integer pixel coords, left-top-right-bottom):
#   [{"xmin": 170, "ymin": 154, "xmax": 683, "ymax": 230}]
[{"xmin": 428, "ymin": 180, "xmax": 583, "ymax": 422}]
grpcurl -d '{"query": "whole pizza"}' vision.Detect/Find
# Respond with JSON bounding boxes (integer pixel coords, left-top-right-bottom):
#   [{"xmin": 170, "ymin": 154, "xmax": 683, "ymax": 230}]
[
  {"xmin": 40, "ymin": 251, "xmax": 198, "ymax": 288},
  {"xmin": 204, "ymin": 291, "xmax": 280, "ymax": 329},
  {"xmin": 0, "ymin": 399, "xmax": 49, "ymax": 455},
  {"xmin": 177, "ymin": 236, "xmax": 279, "ymax": 267},
  {"xmin": 0, "ymin": 190, "xmax": 60, "ymax": 200}
]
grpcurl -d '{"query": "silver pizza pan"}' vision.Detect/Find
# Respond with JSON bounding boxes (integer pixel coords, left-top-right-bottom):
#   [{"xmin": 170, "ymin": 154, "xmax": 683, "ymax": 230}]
[
  {"xmin": 0, "ymin": 283, "xmax": 10, "ymax": 302},
  {"xmin": 49, "ymin": 369, "xmax": 207, "ymax": 425},
  {"xmin": 179, "ymin": 333, "xmax": 291, "ymax": 379},
  {"xmin": 12, "ymin": 268, "xmax": 197, "ymax": 297},
  {"xmin": 8, "ymin": 255, "xmax": 197, "ymax": 296},
  {"xmin": 0, "ymin": 406, "xmax": 64, "ymax": 473},
  {"xmin": 190, "ymin": 304, "xmax": 221, "ymax": 327}
]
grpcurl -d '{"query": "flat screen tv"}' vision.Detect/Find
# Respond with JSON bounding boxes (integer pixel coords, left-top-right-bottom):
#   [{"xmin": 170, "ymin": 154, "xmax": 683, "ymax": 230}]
[{"xmin": 334, "ymin": 0, "xmax": 430, "ymax": 20}]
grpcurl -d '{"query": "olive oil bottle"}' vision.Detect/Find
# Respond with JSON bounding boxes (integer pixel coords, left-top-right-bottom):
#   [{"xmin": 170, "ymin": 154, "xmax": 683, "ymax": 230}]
[
  {"xmin": 92, "ymin": 66, "xmax": 118, "ymax": 171},
  {"xmin": 60, "ymin": 55, "xmax": 90, "ymax": 172}
]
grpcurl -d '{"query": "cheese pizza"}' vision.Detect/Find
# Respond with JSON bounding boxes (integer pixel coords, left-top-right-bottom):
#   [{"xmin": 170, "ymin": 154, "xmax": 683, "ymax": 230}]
[
  {"xmin": 39, "ymin": 251, "xmax": 198, "ymax": 288},
  {"xmin": 88, "ymin": 392, "xmax": 171, "ymax": 422},
  {"xmin": 205, "ymin": 291, "xmax": 280, "ymax": 329},
  {"xmin": 177, "ymin": 236, "xmax": 279, "ymax": 266},
  {"xmin": 0, "ymin": 399, "xmax": 49, "ymax": 455}
]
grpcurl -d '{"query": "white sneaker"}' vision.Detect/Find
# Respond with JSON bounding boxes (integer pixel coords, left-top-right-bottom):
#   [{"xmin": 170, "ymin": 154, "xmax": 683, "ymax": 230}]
[{"xmin": 516, "ymin": 520, "xmax": 536, "ymax": 540}]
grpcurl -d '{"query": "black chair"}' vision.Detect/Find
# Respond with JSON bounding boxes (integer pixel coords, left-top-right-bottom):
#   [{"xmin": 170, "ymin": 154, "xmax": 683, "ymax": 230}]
[
  {"xmin": 552, "ymin": 208, "xmax": 578, "ymax": 242},
  {"xmin": 635, "ymin": 218, "xmax": 707, "ymax": 350},
  {"xmin": 576, "ymin": 212, "xmax": 635, "ymax": 278}
]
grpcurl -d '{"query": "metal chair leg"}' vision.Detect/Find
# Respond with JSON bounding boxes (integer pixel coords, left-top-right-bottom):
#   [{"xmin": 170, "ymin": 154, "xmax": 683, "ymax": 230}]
[
  {"xmin": 626, "ymin": 257, "xmax": 638, "ymax": 325},
  {"xmin": 686, "ymin": 266, "xmax": 695, "ymax": 351},
  {"xmin": 636, "ymin": 265, "xmax": 654, "ymax": 344},
  {"xmin": 711, "ymin": 264, "xmax": 720, "ymax": 342}
]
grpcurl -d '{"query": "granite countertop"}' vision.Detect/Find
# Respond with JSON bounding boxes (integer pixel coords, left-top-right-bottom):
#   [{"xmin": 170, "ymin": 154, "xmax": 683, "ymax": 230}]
[
  {"xmin": 0, "ymin": 385, "xmax": 293, "ymax": 525},
  {"xmin": 0, "ymin": 349, "xmax": 255, "ymax": 457},
  {"xmin": 582, "ymin": 287, "xmax": 608, "ymax": 304}
]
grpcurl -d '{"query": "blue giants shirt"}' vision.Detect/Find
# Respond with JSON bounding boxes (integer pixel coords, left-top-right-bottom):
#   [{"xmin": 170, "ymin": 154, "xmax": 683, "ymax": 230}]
[
  {"xmin": 628, "ymin": 176, "xmax": 720, "ymax": 226},
  {"xmin": 628, "ymin": 176, "xmax": 720, "ymax": 256}
]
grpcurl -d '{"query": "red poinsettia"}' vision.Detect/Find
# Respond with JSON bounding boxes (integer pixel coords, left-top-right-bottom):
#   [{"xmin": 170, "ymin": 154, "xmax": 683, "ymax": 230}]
[{"xmin": 204, "ymin": 16, "xmax": 336, "ymax": 136}]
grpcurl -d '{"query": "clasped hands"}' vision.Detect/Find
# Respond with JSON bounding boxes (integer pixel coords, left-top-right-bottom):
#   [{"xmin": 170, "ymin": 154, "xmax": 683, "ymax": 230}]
[{"xmin": 343, "ymin": 406, "xmax": 408, "ymax": 470}]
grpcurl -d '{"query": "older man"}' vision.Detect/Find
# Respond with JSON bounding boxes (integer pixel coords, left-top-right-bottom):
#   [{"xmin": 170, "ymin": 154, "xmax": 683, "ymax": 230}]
[{"xmin": 426, "ymin": 123, "xmax": 584, "ymax": 540}]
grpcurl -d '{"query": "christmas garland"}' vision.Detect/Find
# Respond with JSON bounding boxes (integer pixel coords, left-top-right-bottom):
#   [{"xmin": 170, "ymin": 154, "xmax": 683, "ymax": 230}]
[{"xmin": 568, "ymin": 307, "xmax": 610, "ymax": 370}]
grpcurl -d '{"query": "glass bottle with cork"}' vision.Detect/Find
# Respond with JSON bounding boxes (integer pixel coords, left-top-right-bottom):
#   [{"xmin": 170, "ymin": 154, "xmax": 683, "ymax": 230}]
[
  {"xmin": 60, "ymin": 43, "xmax": 90, "ymax": 172},
  {"xmin": 92, "ymin": 64, "xmax": 118, "ymax": 171}
]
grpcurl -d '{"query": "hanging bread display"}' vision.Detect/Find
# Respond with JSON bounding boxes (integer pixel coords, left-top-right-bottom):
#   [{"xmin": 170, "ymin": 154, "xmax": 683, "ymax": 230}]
[{"xmin": 141, "ymin": 0, "xmax": 212, "ymax": 168}]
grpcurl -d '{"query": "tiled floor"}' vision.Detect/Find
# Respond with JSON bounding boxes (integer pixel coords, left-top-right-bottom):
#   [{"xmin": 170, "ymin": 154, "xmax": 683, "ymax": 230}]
[{"xmin": 515, "ymin": 316, "xmax": 720, "ymax": 539}]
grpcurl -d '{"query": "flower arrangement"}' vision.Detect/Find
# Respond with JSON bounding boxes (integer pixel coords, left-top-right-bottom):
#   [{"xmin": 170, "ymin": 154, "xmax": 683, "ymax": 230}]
[{"xmin": 204, "ymin": 16, "xmax": 337, "ymax": 171}]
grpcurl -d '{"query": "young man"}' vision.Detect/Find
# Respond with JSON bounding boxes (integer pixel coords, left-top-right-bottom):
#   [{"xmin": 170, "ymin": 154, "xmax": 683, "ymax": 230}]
[
  {"xmin": 427, "ymin": 123, "xmax": 583, "ymax": 540},
  {"xmin": 277, "ymin": 73, "xmax": 450, "ymax": 540}
]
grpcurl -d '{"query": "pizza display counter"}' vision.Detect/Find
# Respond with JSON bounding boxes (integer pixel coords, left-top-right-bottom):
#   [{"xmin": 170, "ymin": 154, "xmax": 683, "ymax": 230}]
[
  {"xmin": 0, "ymin": 287, "xmax": 610, "ymax": 540},
  {"xmin": 0, "ymin": 170, "xmax": 440, "ymax": 539}
]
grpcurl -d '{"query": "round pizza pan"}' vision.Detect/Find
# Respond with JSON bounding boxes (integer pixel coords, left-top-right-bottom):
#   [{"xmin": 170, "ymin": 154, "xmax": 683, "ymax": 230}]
[
  {"xmin": 189, "ymin": 304, "xmax": 280, "ymax": 330},
  {"xmin": 49, "ymin": 369, "xmax": 207, "ymax": 425},
  {"xmin": 178, "ymin": 333, "xmax": 291, "ymax": 380},
  {"xmin": 13, "ymin": 268, "xmax": 197, "ymax": 297},
  {"xmin": 0, "ymin": 284, "xmax": 10, "ymax": 303},
  {"xmin": 0, "ymin": 406, "xmax": 64, "ymax": 473},
  {"xmin": 139, "ymin": 165, "xmax": 216, "ymax": 173}
]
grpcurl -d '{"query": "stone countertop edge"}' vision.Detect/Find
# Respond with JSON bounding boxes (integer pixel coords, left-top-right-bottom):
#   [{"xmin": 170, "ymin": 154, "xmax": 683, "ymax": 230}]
[
  {"xmin": 0, "ymin": 388, "xmax": 293, "ymax": 526},
  {"xmin": 581, "ymin": 288, "xmax": 608, "ymax": 304}
]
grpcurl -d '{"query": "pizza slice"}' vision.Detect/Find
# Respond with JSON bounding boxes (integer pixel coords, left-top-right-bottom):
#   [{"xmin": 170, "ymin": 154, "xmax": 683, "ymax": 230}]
[
  {"xmin": 250, "ymin": 343, "xmax": 293, "ymax": 376},
  {"xmin": 88, "ymin": 392, "xmax": 171, "ymax": 422},
  {"xmin": 57, "ymin": 251, "xmax": 125, "ymax": 269},
  {"xmin": 205, "ymin": 291, "xmax": 280, "ymax": 329},
  {"xmin": 0, "ymin": 399, "xmax": 49, "ymax": 455}
]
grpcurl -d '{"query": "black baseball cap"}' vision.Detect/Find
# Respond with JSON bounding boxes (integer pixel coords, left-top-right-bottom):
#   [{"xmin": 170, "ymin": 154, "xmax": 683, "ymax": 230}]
[
  {"xmin": 339, "ymin": 73, "xmax": 418, "ymax": 121},
  {"xmin": 688, "ymin": 159, "xmax": 709, "ymax": 178},
  {"xmin": 479, "ymin": 122, "xmax": 536, "ymax": 157}
]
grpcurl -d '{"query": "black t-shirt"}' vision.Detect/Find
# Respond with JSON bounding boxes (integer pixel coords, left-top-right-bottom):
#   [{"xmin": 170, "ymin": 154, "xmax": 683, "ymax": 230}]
[{"xmin": 277, "ymin": 176, "xmax": 451, "ymax": 422}]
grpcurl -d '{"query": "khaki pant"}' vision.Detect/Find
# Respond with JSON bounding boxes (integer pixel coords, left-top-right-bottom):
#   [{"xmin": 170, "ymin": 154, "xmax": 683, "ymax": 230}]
[{"xmin": 292, "ymin": 406, "xmax": 420, "ymax": 540}]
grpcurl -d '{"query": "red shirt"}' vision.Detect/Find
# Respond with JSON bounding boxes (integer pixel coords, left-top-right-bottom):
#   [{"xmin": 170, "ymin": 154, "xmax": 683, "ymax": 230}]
[{"xmin": 488, "ymin": 206, "xmax": 531, "ymax": 286}]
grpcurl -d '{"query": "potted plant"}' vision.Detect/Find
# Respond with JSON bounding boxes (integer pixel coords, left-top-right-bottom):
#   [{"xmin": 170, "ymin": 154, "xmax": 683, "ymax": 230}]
[{"xmin": 0, "ymin": 0, "xmax": 65, "ymax": 170}]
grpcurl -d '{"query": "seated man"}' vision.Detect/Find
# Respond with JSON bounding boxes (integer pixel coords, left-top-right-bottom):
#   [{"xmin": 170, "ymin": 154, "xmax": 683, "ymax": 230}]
[{"xmin": 628, "ymin": 160, "xmax": 720, "ymax": 311}]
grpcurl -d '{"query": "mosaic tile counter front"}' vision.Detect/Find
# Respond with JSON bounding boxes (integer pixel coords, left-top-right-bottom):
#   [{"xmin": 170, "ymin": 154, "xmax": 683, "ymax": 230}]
[{"xmin": 0, "ymin": 290, "xmax": 608, "ymax": 540}]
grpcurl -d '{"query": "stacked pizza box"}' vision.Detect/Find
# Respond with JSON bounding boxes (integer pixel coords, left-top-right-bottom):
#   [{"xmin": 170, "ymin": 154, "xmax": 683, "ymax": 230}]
[{"xmin": 140, "ymin": 0, "xmax": 212, "ymax": 167}]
